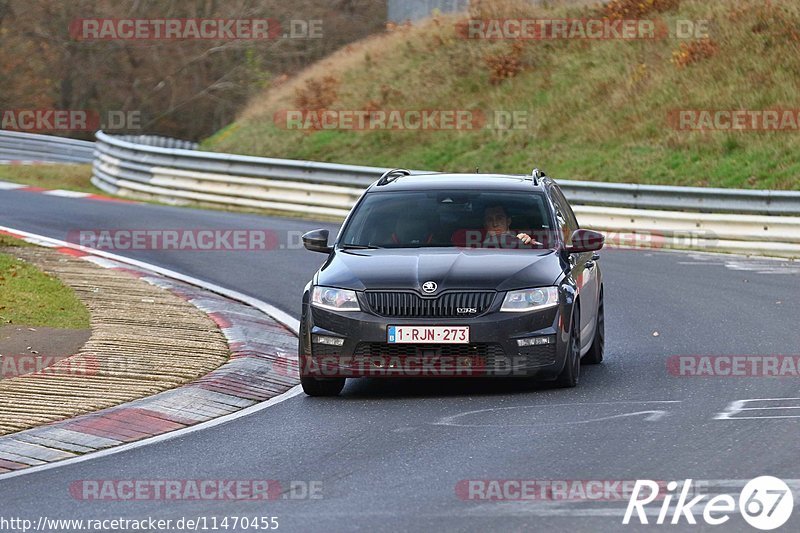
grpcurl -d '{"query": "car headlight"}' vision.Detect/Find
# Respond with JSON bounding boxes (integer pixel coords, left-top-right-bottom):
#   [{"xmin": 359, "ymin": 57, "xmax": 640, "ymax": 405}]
[
  {"xmin": 500, "ymin": 287, "xmax": 559, "ymax": 312},
  {"xmin": 311, "ymin": 286, "xmax": 360, "ymax": 311}
]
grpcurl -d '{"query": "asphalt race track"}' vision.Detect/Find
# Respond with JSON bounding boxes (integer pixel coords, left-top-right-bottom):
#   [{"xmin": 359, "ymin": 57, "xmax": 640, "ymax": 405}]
[{"xmin": 1, "ymin": 189, "xmax": 799, "ymax": 532}]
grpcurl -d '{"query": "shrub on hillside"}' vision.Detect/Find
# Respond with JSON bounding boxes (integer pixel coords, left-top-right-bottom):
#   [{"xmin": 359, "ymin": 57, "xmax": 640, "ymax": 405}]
[
  {"xmin": 747, "ymin": 3, "xmax": 800, "ymax": 43},
  {"xmin": 601, "ymin": 0, "xmax": 681, "ymax": 19},
  {"xmin": 671, "ymin": 39, "xmax": 719, "ymax": 68},
  {"xmin": 294, "ymin": 76, "xmax": 339, "ymax": 110},
  {"xmin": 484, "ymin": 41, "xmax": 526, "ymax": 85},
  {"xmin": 469, "ymin": 0, "xmax": 539, "ymax": 19}
]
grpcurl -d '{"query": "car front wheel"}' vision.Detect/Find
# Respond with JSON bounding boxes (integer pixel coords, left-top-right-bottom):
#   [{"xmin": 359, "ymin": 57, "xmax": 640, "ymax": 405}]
[
  {"xmin": 583, "ymin": 290, "xmax": 604, "ymax": 365},
  {"xmin": 555, "ymin": 313, "xmax": 580, "ymax": 388}
]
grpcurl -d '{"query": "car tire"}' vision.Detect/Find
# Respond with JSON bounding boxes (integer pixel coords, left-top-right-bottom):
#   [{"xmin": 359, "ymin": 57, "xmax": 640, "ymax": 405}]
[
  {"xmin": 583, "ymin": 290, "xmax": 604, "ymax": 365},
  {"xmin": 301, "ymin": 376, "xmax": 346, "ymax": 397},
  {"xmin": 555, "ymin": 313, "xmax": 580, "ymax": 388}
]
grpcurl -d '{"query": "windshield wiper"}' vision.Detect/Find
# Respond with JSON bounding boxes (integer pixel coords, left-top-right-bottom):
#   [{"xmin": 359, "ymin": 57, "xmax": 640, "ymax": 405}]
[{"xmin": 340, "ymin": 244, "xmax": 382, "ymax": 250}]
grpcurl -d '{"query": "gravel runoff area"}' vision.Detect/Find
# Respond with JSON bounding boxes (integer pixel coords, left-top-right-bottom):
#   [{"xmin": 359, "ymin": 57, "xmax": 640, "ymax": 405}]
[{"xmin": 0, "ymin": 245, "xmax": 230, "ymax": 435}]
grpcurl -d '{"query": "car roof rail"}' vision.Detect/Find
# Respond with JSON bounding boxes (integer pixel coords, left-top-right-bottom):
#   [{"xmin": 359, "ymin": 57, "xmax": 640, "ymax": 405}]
[
  {"xmin": 377, "ymin": 168, "xmax": 411, "ymax": 186},
  {"xmin": 530, "ymin": 168, "xmax": 547, "ymax": 186}
]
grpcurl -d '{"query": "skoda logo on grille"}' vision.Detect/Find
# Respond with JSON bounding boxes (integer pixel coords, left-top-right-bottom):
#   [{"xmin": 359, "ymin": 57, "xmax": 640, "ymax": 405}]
[{"xmin": 421, "ymin": 281, "xmax": 437, "ymax": 294}]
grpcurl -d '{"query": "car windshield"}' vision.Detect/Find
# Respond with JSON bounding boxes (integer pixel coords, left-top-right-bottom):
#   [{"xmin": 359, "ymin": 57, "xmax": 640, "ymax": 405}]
[{"xmin": 339, "ymin": 190, "xmax": 555, "ymax": 249}]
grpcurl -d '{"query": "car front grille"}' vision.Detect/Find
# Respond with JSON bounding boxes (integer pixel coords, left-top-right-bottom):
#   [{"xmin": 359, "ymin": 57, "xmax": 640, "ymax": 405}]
[
  {"xmin": 312, "ymin": 342, "xmax": 557, "ymax": 374},
  {"xmin": 364, "ymin": 291, "xmax": 495, "ymax": 318},
  {"xmin": 352, "ymin": 342, "xmax": 557, "ymax": 370},
  {"xmin": 351, "ymin": 342, "xmax": 503, "ymax": 374},
  {"xmin": 353, "ymin": 342, "xmax": 503, "ymax": 359}
]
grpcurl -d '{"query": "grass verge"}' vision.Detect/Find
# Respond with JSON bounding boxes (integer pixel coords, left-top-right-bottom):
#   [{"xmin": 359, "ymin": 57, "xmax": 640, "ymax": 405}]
[
  {"xmin": 0, "ymin": 164, "xmax": 99, "ymax": 193},
  {"xmin": 0, "ymin": 236, "xmax": 90, "ymax": 329},
  {"xmin": 0, "ymin": 234, "xmax": 32, "ymax": 247}
]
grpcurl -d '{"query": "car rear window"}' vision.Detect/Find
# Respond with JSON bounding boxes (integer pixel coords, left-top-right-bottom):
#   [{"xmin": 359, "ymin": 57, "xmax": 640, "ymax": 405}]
[{"xmin": 339, "ymin": 190, "xmax": 555, "ymax": 249}]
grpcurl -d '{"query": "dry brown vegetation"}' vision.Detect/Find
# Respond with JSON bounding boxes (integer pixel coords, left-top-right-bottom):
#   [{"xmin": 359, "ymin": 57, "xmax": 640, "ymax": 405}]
[{"xmin": 0, "ymin": 0, "xmax": 385, "ymax": 140}]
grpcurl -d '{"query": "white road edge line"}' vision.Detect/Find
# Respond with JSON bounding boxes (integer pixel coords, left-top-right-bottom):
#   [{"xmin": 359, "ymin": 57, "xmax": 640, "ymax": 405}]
[
  {"xmin": 0, "ymin": 224, "xmax": 303, "ymax": 481},
  {"xmin": 41, "ymin": 189, "xmax": 91, "ymax": 198},
  {"xmin": 0, "ymin": 180, "xmax": 27, "ymax": 190}
]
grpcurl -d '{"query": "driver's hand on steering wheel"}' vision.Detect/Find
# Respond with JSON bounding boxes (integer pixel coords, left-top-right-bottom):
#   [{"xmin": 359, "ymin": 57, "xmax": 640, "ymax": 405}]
[{"xmin": 517, "ymin": 233, "xmax": 542, "ymax": 246}]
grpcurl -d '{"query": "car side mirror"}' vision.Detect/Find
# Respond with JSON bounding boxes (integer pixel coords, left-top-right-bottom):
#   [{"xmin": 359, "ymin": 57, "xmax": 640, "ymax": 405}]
[
  {"xmin": 565, "ymin": 229, "xmax": 604, "ymax": 254},
  {"xmin": 302, "ymin": 229, "xmax": 332, "ymax": 254}
]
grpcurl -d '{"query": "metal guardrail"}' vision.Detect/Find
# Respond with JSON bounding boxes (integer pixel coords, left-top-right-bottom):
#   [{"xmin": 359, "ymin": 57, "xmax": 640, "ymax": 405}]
[
  {"xmin": 559, "ymin": 181, "xmax": 800, "ymax": 218},
  {"xmin": 3, "ymin": 130, "xmax": 797, "ymax": 256},
  {"xmin": 92, "ymin": 130, "xmax": 800, "ymax": 217},
  {"xmin": 90, "ymin": 130, "xmax": 800, "ymax": 258},
  {"xmin": 0, "ymin": 130, "xmax": 94, "ymax": 163},
  {"xmin": 113, "ymin": 134, "xmax": 198, "ymax": 150}
]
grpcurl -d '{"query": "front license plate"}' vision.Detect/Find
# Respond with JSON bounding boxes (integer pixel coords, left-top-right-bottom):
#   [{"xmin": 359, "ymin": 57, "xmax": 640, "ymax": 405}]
[{"xmin": 387, "ymin": 326, "xmax": 469, "ymax": 344}]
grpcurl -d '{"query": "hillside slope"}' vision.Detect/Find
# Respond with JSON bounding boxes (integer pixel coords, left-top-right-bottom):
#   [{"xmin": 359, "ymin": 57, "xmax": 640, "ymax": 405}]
[{"xmin": 204, "ymin": 0, "xmax": 800, "ymax": 189}]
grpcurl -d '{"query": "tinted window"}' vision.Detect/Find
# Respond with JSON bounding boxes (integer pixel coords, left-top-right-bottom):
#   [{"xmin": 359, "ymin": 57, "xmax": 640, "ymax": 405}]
[
  {"xmin": 552, "ymin": 185, "xmax": 579, "ymax": 230},
  {"xmin": 340, "ymin": 190, "xmax": 554, "ymax": 249},
  {"xmin": 548, "ymin": 186, "xmax": 577, "ymax": 245}
]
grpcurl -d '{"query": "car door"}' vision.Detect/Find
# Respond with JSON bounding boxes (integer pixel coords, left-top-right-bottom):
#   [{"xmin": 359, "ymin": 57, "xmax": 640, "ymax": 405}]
[{"xmin": 550, "ymin": 185, "xmax": 597, "ymax": 350}]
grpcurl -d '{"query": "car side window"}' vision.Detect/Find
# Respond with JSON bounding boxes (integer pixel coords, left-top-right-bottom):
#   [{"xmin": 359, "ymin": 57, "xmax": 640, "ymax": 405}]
[
  {"xmin": 550, "ymin": 187, "xmax": 572, "ymax": 246},
  {"xmin": 548, "ymin": 186, "xmax": 575, "ymax": 245},
  {"xmin": 553, "ymin": 186, "xmax": 579, "ymax": 231}
]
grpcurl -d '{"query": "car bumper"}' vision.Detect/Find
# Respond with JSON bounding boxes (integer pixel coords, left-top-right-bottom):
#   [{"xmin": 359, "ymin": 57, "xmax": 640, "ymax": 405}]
[{"xmin": 300, "ymin": 303, "xmax": 570, "ymax": 379}]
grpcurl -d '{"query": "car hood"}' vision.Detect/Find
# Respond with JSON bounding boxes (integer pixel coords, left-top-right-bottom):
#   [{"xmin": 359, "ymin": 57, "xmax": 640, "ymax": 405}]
[{"xmin": 316, "ymin": 248, "xmax": 562, "ymax": 292}]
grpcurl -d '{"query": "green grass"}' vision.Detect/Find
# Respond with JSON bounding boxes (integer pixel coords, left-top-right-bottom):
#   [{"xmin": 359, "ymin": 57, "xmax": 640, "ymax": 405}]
[
  {"xmin": 0, "ymin": 164, "xmax": 99, "ymax": 193},
  {"xmin": 0, "ymin": 250, "xmax": 90, "ymax": 329},
  {"xmin": 0, "ymin": 234, "xmax": 32, "ymax": 247},
  {"xmin": 204, "ymin": 0, "xmax": 800, "ymax": 190}
]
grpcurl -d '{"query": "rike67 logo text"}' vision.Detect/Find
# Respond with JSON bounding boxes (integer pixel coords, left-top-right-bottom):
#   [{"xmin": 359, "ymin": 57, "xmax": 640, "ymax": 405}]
[{"xmin": 624, "ymin": 477, "xmax": 793, "ymax": 530}]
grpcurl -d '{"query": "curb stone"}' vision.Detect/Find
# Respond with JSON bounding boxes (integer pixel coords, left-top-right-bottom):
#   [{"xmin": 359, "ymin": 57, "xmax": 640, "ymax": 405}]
[{"xmin": 0, "ymin": 243, "xmax": 299, "ymax": 474}]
